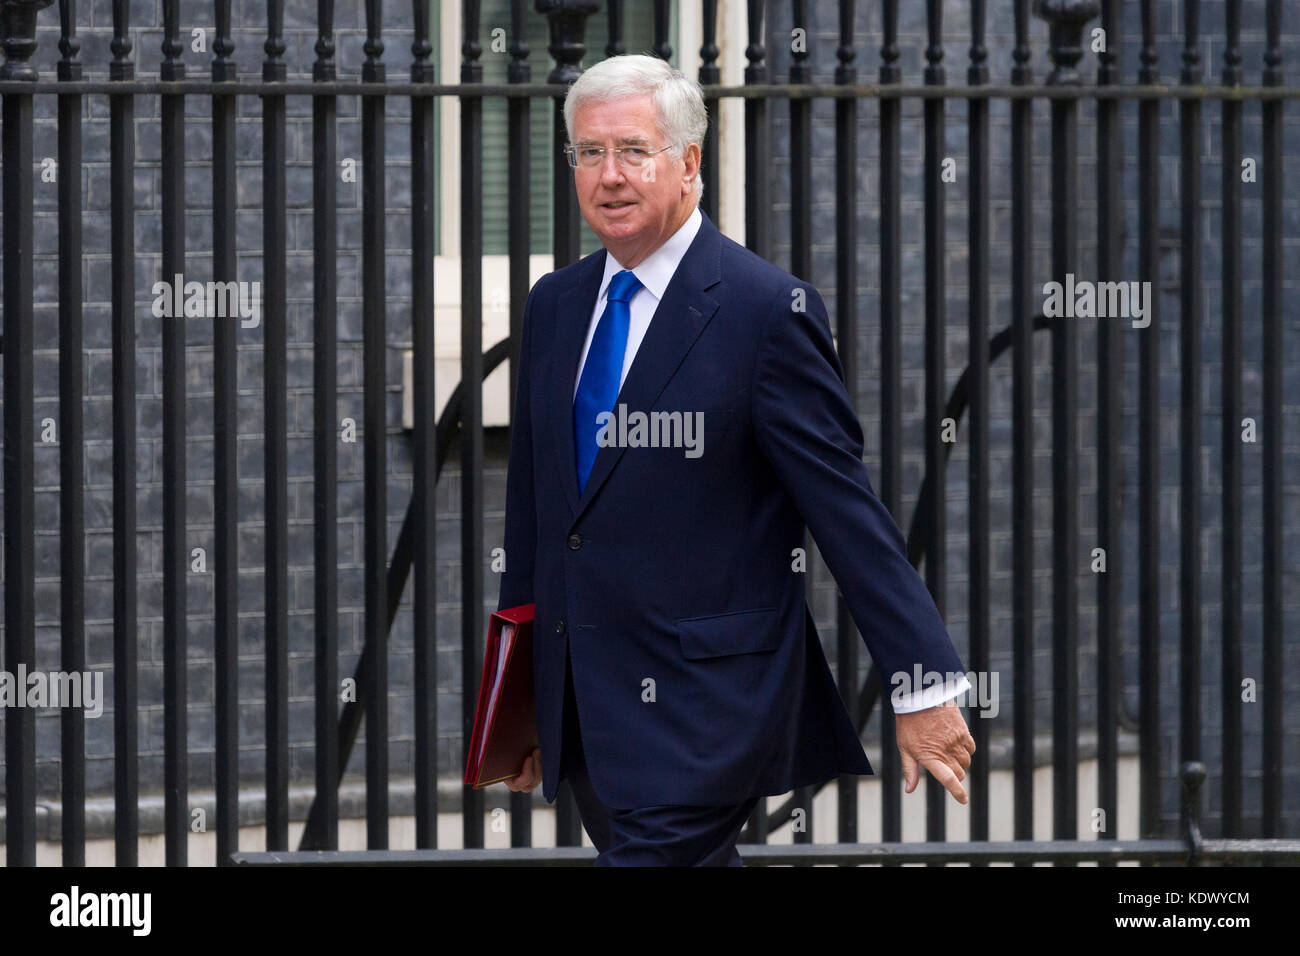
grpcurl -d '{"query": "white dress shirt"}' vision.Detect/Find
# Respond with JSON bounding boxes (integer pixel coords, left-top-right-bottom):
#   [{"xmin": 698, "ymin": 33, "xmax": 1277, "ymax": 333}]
[{"xmin": 573, "ymin": 204, "xmax": 970, "ymax": 715}]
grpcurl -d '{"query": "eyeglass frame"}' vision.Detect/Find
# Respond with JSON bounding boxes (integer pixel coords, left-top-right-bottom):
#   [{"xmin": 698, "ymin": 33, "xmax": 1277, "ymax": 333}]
[{"xmin": 563, "ymin": 142, "xmax": 676, "ymax": 169}]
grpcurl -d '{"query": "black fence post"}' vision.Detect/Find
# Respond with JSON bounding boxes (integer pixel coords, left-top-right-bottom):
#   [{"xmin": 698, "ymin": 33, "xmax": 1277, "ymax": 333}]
[
  {"xmin": 922, "ymin": 0, "xmax": 948, "ymax": 847},
  {"xmin": 263, "ymin": 0, "xmax": 291, "ymax": 854},
  {"xmin": 308, "ymin": 0, "xmax": 341, "ymax": 854},
  {"xmin": 1094, "ymin": 0, "xmax": 1122, "ymax": 858},
  {"xmin": 1135, "ymin": 0, "xmax": 1162, "ymax": 844},
  {"xmin": 460, "ymin": 0, "xmax": 486, "ymax": 852},
  {"xmin": 1036, "ymin": 0, "xmax": 1098, "ymax": 856},
  {"xmin": 1177, "ymin": 0, "xmax": 1204, "ymax": 813},
  {"xmin": 505, "ymin": 0, "xmax": 533, "ymax": 847},
  {"xmin": 361, "ymin": 0, "xmax": 389, "ymax": 851},
  {"xmin": 966, "ymin": 0, "xmax": 991, "ymax": 852},
  {"xmin": 1219, "ymin": 0, "xmax": 1244, "ymax": 840},
  {"xmin": 411, "ymin": 0, "xmax": 439, "ymax": 850},
  {"xmin": 1, "ymin": 0, "xmax": 53, "ymax": 870},
  {"xmin": 878, "ymin": 0, "xmax": 903, "ymax": 850},
  {"xmin": 834, "ymin": 0, "xmax": 861, "ymax": 850},
  {"xmin": 211, "ymin": 0, "xmax": 239, "ymax": 866},
  {"xmin": 535, "ymin": 0, "xmax": 599, "ymax": 849},
  {"xmin": 56, "ymin": 0, "xmax": 86, "ymax": 868},
  {"xmin": 1260, "ymin": 0, "xmax": 1284, "ymax": 841},
  {"xmin": 108, "ymin": 0, "xmax": 140, "ymax": 867},
  {"xmin": 1009, "ymin": 0, "xmax": 1036, "ymax": 857},
  {"xmin": 159, "ymin": 0, "xmax": 189, "ymax": 868},
  {"xmin": 698, "ymin": 0, "xmax": 719, "ymax": 225}
]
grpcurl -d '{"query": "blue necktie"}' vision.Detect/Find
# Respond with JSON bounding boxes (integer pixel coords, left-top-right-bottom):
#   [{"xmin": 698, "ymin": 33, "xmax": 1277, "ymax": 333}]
[{"xmin": 574, "ymin": 269, "xmax": 643, "ymax": 494}]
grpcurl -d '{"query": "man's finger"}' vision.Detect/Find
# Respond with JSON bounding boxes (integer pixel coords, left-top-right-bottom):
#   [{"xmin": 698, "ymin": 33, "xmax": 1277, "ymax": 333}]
[{"xmin": 922, "ymin": 756, "xmax": 968, "ymax": 805}]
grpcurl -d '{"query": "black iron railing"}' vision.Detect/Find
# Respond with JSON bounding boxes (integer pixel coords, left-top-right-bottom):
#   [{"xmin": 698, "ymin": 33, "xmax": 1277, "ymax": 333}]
[{"xmin": 0, "ymin": 0, "xmax": 1294, "ymax": 866}]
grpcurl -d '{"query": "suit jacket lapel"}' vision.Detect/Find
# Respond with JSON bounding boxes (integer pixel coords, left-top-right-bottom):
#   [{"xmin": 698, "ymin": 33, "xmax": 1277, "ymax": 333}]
[
  {"xmin": 564, "ymin": 211, "xmax": 724, "ymax": 526},
  {"xmin": 548, "ymin": 247, "xmax": 607, "ymax": 518}
]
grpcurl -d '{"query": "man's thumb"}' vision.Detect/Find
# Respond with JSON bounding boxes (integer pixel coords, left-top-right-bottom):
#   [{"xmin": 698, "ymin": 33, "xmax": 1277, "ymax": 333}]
[{"xmin": 900, "ymin": 749, "xmax": 918, "ymax": 793}]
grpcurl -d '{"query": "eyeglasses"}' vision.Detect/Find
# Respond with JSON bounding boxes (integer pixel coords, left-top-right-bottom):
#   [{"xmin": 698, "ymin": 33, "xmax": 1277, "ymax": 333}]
[{"xmin": 563, "ymin": 143, "xmax": 674, "ymax": 169}]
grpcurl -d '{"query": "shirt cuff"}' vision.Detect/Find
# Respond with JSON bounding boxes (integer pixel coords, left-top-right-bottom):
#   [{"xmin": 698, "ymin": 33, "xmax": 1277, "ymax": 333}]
[{"xmin": 891, "ymin": 673, "xmax": 972, "ymax": 714}]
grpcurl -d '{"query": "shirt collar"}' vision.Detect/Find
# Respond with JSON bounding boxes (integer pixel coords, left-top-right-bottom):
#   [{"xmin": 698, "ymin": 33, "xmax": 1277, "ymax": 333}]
[{"xmin": 598, "ymin": 205, "xmax": 703, "ymax": 304}]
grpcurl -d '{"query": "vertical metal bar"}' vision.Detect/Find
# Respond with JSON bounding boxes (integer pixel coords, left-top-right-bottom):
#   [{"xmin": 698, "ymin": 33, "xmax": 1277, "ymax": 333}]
[
  {"xmin": 211, "ymin": 0, "xmax": 239, "ymax": 867},
  {"xmin": 788, "ymin": 0, "xmax": 813, "ymax": 847},
  {"xmin": 263, "ymin": 0, "xmax": 290, "ymax": 854},
  {"xmin": 604, "ymin": 0, "xmax": 624, "ymax": 57},
  {"xmin": 1, "ymin": 0, "xmax": 47, "ymax": 870},
  {"xmin": 877, "ymin": 0, "xmax": 902, "ymax": 848},
  {"xmin": 412, "ymin": 0, "xmax": 439, "ymax": 849},
  {"xmin": 698, "ymin": 0, "xmax": 720, "ymax": 225},
  {"xmin": 1218, "ymin": 0, "xmax": 1243, "ymax": 840},
  {"xmin": 741, "ymin": 0, "xmax": 769, "ymax": 845},
  {"xmin": 312, "ymin": 0, "xmax": 340, "ymax": 852},
  {"xmin": 159, "ymin": 0, "xmax": 188, "ymax": 867},
  {"xmin": 922, "ymin": 0, "xmax": 947, "ymax": 844},
  {"xmin": 1177, "ymin": 2, "xmax": 1203, "ymax": 838},
  {"xmin": 1259, "ymin": 0, "xmax": 1283, "ymax": 838},
  {"xmin": 1039, "ymin": 0, "xmax": 1096, "ymax": 852},
  {"xmin": 1095, "ymin": 0, "xmax": 1121, "ymax": 855},
  {"xmin": 57, "ymin": 0, "xmax": 86, "ymax": 867},
  {"xmin": 362, "ymin": 0, "xmax": 389, "ymax": 850},
  {"xmin": 109, "ymin": 0, "xmax": 139, "ymax": 866},
  {"xmin": 650, "ymin": 0, "xmax": 670, "ymax": 61},
  {"xmin": 743, "ymin": 0, "xmax": 769, "ymax": 259},
  {"xmin": 966, "ymin": 0, "xmax": 990, "ymax": 849},
  {"xmin": 460, "ymin": 0, "xmax": 485, "ymax": 852},
  {"xmin": 546, "ymin": 0, "xmax": 594, "ymax": 276},
  {"xmin": 1136, "ymin": 0, "xmax": 1161, "ymax": 841},
  {"xmin": 1009, "ymin": 0, "xmax": 1034, "ymax": 852},
  {"xmin": 506, "ymin": 0, "xmax": 532, "ymax": 847},
  {"xmin": 539, "ymin": 0, "xmax": 598, "ymax": 849},
  {"xmin": 833, "ymin": 0, "xmax": 860, "ymax": 848}
]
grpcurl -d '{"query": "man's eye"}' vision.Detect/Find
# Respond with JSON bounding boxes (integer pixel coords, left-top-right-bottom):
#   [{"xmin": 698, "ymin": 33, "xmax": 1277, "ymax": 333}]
[
  {"xmin": 624, "ymin": 148, "xmax": 648, "ymax": 158},
  {"xmin": 579, "ymin": 148, "xmax": 603, "ymax": 158}
]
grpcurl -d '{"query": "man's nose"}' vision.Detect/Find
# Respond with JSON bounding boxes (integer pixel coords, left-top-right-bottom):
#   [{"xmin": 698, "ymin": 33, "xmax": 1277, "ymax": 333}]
[{"xmin": 597, "ymin": 150, "xmax": 627, "ymax": 183}]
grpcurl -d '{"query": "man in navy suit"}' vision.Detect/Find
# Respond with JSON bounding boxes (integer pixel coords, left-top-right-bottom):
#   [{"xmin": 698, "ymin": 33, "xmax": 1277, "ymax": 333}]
[{"xmin": 495, "ymin": 55, "xmax": 975, "ymax": 865}]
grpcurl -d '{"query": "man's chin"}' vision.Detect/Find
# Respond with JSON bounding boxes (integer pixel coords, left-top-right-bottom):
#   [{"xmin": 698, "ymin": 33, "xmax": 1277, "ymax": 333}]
[{"xmin": 588, "ymin": 219, "xmax": 644, "ymax": 246}]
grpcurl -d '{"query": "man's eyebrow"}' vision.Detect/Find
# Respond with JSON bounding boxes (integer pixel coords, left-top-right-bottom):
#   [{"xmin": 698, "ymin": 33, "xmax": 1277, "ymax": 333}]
[{"xmin": 573, "ymin": 135, "xmax": 653, "ymax": 146}]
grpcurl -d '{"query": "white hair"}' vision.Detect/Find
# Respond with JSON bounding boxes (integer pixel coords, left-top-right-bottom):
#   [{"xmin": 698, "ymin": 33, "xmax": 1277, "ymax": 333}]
[{"xmin": 563, "ymin": 54, "xmax": 706, "ymax": 205}]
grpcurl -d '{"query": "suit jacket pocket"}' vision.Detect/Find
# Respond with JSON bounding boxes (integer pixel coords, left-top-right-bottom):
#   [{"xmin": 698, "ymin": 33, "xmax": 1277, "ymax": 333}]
[{"xmin": 675, "ymin": 605, "xmax": 781, "ymax": 660}]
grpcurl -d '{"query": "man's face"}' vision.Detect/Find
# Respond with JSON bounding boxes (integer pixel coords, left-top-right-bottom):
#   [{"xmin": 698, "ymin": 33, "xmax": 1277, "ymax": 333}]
[{"xmin": 570, "ymin": 93, "xmax": 700, "ymax": 269}]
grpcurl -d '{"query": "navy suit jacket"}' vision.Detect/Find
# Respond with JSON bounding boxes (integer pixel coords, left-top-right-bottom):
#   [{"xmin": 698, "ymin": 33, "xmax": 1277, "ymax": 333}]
[{"xmin": 496, "ymin": 209, "xmax": 967, "ymax": 809}]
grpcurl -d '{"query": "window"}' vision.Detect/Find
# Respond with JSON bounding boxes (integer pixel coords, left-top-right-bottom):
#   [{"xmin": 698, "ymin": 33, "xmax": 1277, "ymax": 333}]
[{"xmin": 472, "ymin": 1, "xmax": 677, "ymax": 255}]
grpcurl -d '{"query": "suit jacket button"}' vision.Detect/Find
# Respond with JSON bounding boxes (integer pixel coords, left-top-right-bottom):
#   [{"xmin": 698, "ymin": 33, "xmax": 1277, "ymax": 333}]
[
  {"xmin": 554, "ymin": 620, "xmax": 565, "ymax": 634},
  {"xmin": 567, "ymin": 534, "xmax": 582, "ymax": 550}
]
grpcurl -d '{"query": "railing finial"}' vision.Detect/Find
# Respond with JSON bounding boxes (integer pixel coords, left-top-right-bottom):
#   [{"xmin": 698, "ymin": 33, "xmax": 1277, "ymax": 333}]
[
  {"xmin": 0, "ymin": 0, "xmax": 53, "ymax": 80},
  {"xmin": 1180, "ymin": 762, "xmax": 1206, "ymax": 865},
  {"xmin": 536, "ymin": 0, "xmax": 600, "ymax": 86},
  {"xmin": 1034, "ymin": 0, "xmax": 1100, "ymax": 85}
]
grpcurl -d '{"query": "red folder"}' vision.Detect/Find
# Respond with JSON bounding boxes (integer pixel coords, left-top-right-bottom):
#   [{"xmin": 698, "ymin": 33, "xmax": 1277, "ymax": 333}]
[{"xmin": 463, "ymin": 603, "xmax": 538, "ymax": 789}]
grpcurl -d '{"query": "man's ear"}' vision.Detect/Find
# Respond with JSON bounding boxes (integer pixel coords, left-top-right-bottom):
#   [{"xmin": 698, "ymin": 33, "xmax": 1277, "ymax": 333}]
[{"xmin": 680, "ymin": 143, "xmax": 701, "ymax": 196}]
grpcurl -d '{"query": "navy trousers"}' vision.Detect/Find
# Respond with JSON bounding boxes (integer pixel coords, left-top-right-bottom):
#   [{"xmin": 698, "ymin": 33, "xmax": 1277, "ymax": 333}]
[{"xmin": 558, "ymin": 644, "xmax": 760, "ymax": 866}]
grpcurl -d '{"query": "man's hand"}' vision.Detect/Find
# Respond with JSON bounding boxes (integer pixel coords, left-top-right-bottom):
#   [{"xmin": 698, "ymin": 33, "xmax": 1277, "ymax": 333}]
[
  {"xmin": 505, "ymin": 746, "xmax": 542, "ymax": 793},
  {"xmin": 895, "ymin": 702, "xmax": 976, "ymax": 805}
]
